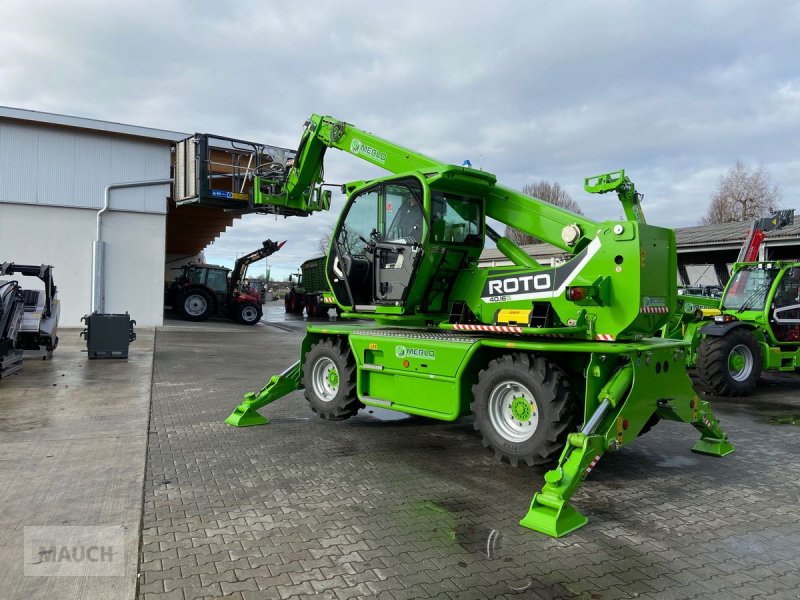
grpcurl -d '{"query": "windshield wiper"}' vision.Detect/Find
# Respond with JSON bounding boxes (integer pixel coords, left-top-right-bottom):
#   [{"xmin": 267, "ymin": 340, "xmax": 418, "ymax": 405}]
[{"xmin": 736, "ymin": 282, "xmax": 771, "ymax": 313}]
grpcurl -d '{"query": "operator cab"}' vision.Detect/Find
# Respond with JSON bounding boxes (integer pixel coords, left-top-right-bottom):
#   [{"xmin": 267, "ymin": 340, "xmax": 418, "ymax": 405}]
[
  {"xmin": 327, "ymin": 173, "xmax": 483, "ymax": 315},
  {"xmin": 722, "ymin": 263, "xmax": 800, "ymax": 343},
  {"xmin": 771, "ymin": 266, "xmax": 800, "ymax": 342}
]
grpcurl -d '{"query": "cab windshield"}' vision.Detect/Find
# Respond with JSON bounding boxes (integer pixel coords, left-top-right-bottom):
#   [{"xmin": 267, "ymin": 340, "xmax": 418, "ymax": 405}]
[{"xmin": 722, "ymin": 267, "xmax": 779, "ymax": 311}]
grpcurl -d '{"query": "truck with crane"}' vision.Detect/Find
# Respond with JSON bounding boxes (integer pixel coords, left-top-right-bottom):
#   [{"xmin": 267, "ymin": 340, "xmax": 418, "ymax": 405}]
[
  {"xmin": 662, "ymin": 210, "xmax": 799, "ymax": 396},
  {"xmin": 187, "ymin": 115, "xmax": 735, "ymax": 538},
  {"xmin": 167, "ymin": 239, "xmax": 284, "ymax": 325}
]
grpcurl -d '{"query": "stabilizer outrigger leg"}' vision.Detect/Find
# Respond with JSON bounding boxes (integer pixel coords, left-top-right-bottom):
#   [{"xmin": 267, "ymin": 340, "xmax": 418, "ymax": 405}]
[
  {"xmin": 520, "ymin": 432, "xmax": 605, "ymax": 537},
  {"xmin": 662, "ymin": 395, "xmax": 735, "ymax": 457},
  {"xmin": 225, "ymin": 361, "xmax": 302, "ymax": 427},
  {"xmin": 521, "ymin": 363, "xmax": 632, "ymax": 537},
  {"xmin": 520, "ymin": 356, "xmax": 735, "ymax": 538}
]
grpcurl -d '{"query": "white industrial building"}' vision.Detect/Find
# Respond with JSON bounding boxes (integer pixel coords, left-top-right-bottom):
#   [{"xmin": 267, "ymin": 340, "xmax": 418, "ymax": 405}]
[{"xmin": 0, "ymin": 107, "xmax": 254, "ymax": 326}]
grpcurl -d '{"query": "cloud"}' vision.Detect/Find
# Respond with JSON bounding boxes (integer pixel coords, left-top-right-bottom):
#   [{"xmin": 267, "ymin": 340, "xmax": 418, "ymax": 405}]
[{"xmin": 2, "ymin": 0, "xmax": 798, "ymax": 276}]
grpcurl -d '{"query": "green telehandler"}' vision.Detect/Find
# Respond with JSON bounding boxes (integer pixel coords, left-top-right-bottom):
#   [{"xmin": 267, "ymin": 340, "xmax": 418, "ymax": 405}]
[
  {"xmin": 221, "ymin": 115, "xmax": 733, "ymax": 537},
  {"xmin": 662, "ymin": 210, "xmax": 799, "ymax": 396}
]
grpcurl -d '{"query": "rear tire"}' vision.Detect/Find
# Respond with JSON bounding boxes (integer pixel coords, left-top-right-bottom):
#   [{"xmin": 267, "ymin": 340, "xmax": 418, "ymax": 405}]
[
  {"xmin": 303, "ymin": 337, "xmax": 361, "ymax": 420},
  {"xmin": 235, "ymin": 302, "xmax": 262, "ymax": 325},
  {"xmin": 697, "ymin": 328, "xmax": 762, "ymax": 396},
  {"xmin": 471, "ymin": 353, "xmax": 575, "ymax": 466},
  {"xmin": 305, "ymin": 296, "xmax": 318, "ymax": 318},
  {"xmin": 306, "ymin": 296, "xmax": 330, "ymax": 318},
  {"xmin": 284, "ymin": 291, "xmax": 304, "ymax": 315},
  {"xmin": 180, "ymin": 289, "xmax": 213, "ymax": 321}
]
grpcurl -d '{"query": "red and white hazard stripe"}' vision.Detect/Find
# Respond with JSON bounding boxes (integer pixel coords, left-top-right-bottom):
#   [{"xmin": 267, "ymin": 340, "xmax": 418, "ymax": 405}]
[
  {"xmin": 453, "ymin": 324, "xmax": 523, "ymax": 334},
  {"xmin": 596, "ymin": 333, "xmax": 615, "ymax": 341},
  {"xmin": 640, "ymin": 306, "xmax": 670, "ymax": 314},
  {"xmin": 584, "ymin": 454, "xmax": 601, "ymax": 477}
]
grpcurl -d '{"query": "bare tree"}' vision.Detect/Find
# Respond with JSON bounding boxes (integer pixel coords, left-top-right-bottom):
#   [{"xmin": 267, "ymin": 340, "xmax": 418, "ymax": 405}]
[
  {"xmin": 700, "ymin": 161, "xmax": 782, "ymax": 225},
  {"xmin": 505, "ymin": 181, "xmax": 584, "ymax": 245},
  {"xmin": 318, "ymin": 226, "xmax": 334, "ymax": 255}
]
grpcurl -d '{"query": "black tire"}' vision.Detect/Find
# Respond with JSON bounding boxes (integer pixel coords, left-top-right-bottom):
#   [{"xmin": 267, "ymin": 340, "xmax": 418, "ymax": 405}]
[
  {"xmin": 303, "ymin": 337, "xmax": 361, "ymax": 420},
  {"xmin": 235, "ymin": 302, "xmax": 262, "ymax": 325},
  {"xmin": 305, "ymin": 296, "xmax": 318, "ymax": 318},
  {"xmin": 179, "ymin": 288, "xmax": 214, "ymax": 321},
  {"xmin": 284, "ymin": 291, "xmax": 304, "ymax": 315},
  {"xmin": 306, "ymin": 297, "xmax": 330, "ymax": 319},
  {"xmin": 471, "ymin": 353, "xmax": 575, "ymax": 467},
  {"xmin": 697, "ymin": 328, "xmax": 762, "ymax": 396}
]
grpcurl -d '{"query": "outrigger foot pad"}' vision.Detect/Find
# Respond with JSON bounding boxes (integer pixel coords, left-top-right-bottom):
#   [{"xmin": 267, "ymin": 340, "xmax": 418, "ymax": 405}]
[
  {"xmin": 689, "ymin": 398, "xmax": 735, "ymax": 457},
  {"xmin": 224, "ymin": 361, "xmax": 302, "ymax": 428},
  {"xmin": 225, "ymin": 393, "xmax": 271, "ymax": 427},
  {"xmin": 692, "ymin": 437, "xmax": 735, "ymax": 457},
  {"xmin": 520, "ymin": 494, "xmax": 588, "ymax": 538}
]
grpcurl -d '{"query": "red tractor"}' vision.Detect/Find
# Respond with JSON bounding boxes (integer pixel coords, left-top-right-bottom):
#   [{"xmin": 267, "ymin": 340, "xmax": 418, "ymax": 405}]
[{"xmin": 168, "ymin": 240, "xmax": 285, "ymax": 325}]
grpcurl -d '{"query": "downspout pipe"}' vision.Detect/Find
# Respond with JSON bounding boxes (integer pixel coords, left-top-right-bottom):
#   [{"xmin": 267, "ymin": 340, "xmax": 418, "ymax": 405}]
[{"xmin": 92, "ymin": 179, "xmax": 173, "ymax": 314}]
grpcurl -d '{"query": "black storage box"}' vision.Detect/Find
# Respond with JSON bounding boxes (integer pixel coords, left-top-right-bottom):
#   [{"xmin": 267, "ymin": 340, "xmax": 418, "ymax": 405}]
[{"xmin": 80, "ymin": 312, "xmax": 136, "ymax": 359}]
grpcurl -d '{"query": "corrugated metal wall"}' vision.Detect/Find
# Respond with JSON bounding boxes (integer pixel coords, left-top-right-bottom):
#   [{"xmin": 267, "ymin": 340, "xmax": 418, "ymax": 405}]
[{"xmin": 0, "ymin": 120, "xmax": 171, "ymax": 214}]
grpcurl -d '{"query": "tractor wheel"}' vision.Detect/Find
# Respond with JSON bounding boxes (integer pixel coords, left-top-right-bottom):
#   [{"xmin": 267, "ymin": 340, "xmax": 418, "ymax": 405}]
[
  {"xmin": 235, "ymin": 302, "xmax": 262, "ymax": 325},
  {"xmin": 180, "ymin": 289, "xmax": 214, "ymax": 321},
  {"xmin": 284, "ymin": 293, "xmax": 298, "ymax": 314},
  {"xmin": 697, "ymin": 328, "xmax": 762, "ymax": 396},
  {"xmin": 306, "ymin": 297, "xmax": 330, "ymax": 319},
  {"xmin": 471, "ymin": 353, "xmax": 575, "ymax": 467},
  {"xmin": 303, "ymin": 337, "xmax": 361, "ymax": 420},
  {"xmin": 284, "ymin": 292, "xmax": 304, "ymax": 315},
  {"xmin": 305, "ymin": 296, "xmax": 318, "ymax": 318}
]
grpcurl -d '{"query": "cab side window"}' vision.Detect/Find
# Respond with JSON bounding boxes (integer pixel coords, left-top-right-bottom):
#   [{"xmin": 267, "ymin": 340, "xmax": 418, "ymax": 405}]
[{"xmin": 431, "ymin": 191, "xmax": 481, "ymax": 244}]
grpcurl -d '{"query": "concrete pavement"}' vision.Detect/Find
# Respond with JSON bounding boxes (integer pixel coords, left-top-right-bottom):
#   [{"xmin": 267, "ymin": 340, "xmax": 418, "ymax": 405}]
[{"xmin": 0, "ymin": 328, "xmax": 154, "ymax": 600}]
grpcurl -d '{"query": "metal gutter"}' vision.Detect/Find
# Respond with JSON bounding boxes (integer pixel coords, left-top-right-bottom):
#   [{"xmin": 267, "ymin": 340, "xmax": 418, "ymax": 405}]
[{"xmin": 92, "ymin": 179, "xmax": 173, "ymax": 313}]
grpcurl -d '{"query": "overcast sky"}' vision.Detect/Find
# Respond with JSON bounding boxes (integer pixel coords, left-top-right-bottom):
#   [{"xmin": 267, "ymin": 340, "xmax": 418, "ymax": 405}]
[{"xmin": 2, "ymin": 0, "xmax": 798, "ymax": 278}]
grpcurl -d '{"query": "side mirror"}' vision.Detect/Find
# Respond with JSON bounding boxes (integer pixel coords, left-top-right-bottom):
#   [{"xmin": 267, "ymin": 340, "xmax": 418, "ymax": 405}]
[{"xmin": 320, "ymin": 189, "xmax": 332, "ymax": 210}]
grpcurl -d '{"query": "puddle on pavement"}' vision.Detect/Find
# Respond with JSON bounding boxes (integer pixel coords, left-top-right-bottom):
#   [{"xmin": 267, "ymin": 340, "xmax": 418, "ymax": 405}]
[
  {"xmin": 655, "ymin": 455, "xmax": 700, "ymax": 468},
  {"xmin": 411, "ymin": 500, "xmax": 493, "ymax": 554},
  {"xmin": 760, "ymin": 413, "xmax": 800, "ymax": 426}
]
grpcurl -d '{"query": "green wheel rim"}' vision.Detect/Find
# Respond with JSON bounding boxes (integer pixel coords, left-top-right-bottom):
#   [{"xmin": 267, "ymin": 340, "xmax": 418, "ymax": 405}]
[
  {"xmin": 727, "ymin": 344, "xmax": 753, "ymax": 382},
  {"xmin": 311, "ymin": 357, "xmax": 339, "ymax": 402},
  {"xmin": 488, "ymin": 380, "xmax": 539, "ymax": 443}
]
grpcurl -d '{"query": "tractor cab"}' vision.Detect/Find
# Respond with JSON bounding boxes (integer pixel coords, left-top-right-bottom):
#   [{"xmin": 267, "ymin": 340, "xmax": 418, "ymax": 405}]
[
  {"xmin": 182, "ymin": 264, "xmax": 231, "ymax": 304},
  {"xmin": 327, "ymin": 170, "xmax": 486, "ymax": 318}
]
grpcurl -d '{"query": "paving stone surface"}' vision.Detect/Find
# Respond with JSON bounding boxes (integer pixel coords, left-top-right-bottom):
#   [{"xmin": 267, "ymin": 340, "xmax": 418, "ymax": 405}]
[{"xmin": 139, "ymin": 325, "xmax": 800, "ymax": 600}]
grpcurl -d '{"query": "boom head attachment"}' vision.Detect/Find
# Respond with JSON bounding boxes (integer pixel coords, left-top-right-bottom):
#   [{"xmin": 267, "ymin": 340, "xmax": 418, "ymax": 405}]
[
  {"xmin": 585, "ymin": 169, "xmax": 645, "ymax": 224},
  {"xmin": 584, "ymin": 170, "xmax": 627, "ymax": 194}
]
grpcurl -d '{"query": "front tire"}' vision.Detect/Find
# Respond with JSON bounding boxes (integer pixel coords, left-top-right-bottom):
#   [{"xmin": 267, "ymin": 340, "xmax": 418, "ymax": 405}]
[
  {"xmin": 697, "ymin": 328, "xmax": 762, "ymax": 396},
  {"xmin": 303, "ymin": 337, "xmax": 361, "ymax": 420},
  {"xmin": 235, "ymin": 302, "xmax": 262, "ymax": 325},
  {"xmin": 471, "ymin": 353, "xmax": 575, "ymax": 467}
]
